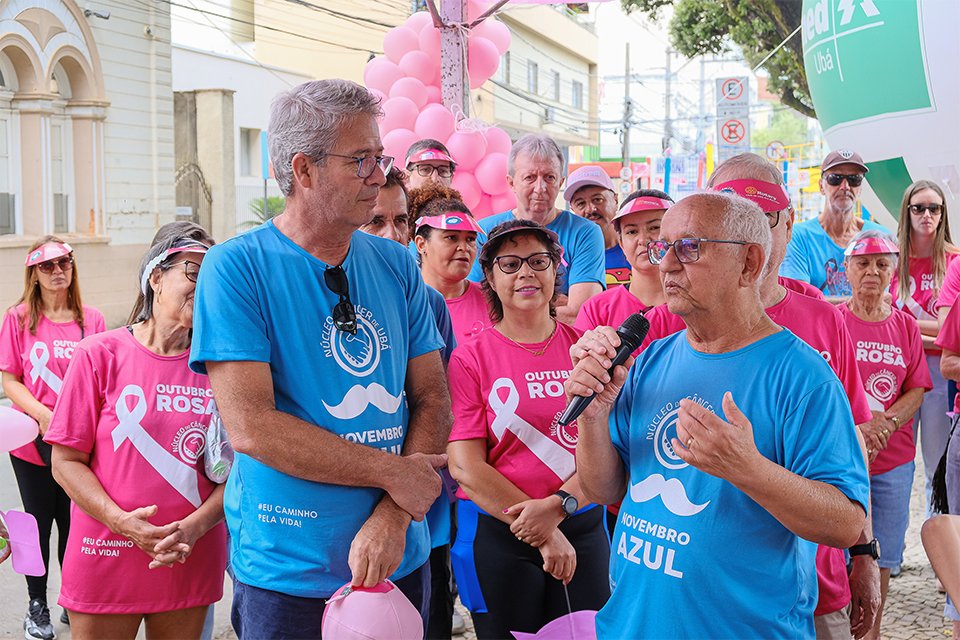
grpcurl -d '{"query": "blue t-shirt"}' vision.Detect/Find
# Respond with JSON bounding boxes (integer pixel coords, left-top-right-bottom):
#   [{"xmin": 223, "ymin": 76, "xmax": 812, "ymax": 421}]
[
  {"xmin": 599, "ymin": 330, "xmax": 869, "ymax": 640},
  {"xmin": 781, "ymin": 218, "xmax": 892, "ymax": 296},
  {"xmin": 467, "ymin": 209, "xmax": 605, "ymax": 294},
  {"xmin": 189, "ymin": 221, "xmax": 444, "ymax": 598},
  {"xmin": 604, "ymin": 243, "xmax": 631, "ymax": 288}
]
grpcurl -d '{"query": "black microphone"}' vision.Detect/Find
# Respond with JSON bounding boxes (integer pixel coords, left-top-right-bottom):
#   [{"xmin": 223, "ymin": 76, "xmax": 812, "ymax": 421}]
[{"xmin": 558, "ymin": 312, "xmax": 650, "ymax": 426}]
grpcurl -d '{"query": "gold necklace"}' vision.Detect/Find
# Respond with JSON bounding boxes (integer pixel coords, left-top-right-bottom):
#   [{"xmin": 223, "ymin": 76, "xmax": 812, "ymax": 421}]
[{"xmin": 497, "ymin": 320, "xmax": 558, "ymax": 356}]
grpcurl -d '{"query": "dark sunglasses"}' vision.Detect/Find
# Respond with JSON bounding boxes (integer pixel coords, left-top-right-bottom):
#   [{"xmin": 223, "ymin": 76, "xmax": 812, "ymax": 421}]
[
  {"xmin": 323, "ymin": 265, "xmax": 357, "ymax": 335},
  {"xmin": 824, "ymin": 173, "xmax": 863, "ymax": 187},
  {"xmin": 908, "ymin": 203, "xmax": 942, "ymax": 216},
  {"xmin": 36, "ymin": 256, "xmax": 74, "ymax": 274}
]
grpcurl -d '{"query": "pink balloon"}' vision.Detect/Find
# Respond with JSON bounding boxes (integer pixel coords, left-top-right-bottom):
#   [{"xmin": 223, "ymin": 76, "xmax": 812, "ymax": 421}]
[
  {"xmin": 0, "ymin": 405, "xmax": 39, "ymax": 453},
  {"xmin": 473, "ymin": 194, "xmax": 494, "ymax": 220},
  {"xmin": 451, "ymin": 171, "xmax": 482, "ymax": 210},
  {"xmin": 365, "ymin": 60, "xmax": 405, "ymax": 95},
  {"xmin": 472, "ymin": 19, "xmax": 511, "ymax": 56},
  {"xmin": 431, "ymin": 65, "xmax": 443, "ymax": 88},
  {"xmin": 419, "ymin": 26, "xmax": 441, "ymax": 66},
  {"xmin": 491, "ymin": 189, "xmax": 518, "ymax": 215},
  {"xmin": 405, "ymin": 10, "xmax": 433, "ymax": 34},
  {"xmin": 484, "ymin": 126, "xmax": 512, "ymax": 156},
  {"xmin": 383, "ymin": 26, "xmax": 420, "ymax": 65},
  {"xmin": 363, "ymin": 57, "xmax": 389, "ymax": 86},
  {"xmin": 382, "ymin": 129, "xmax": 420, "ymax": 166},
  {"xmin": 474, "ymin": 152, "xmax": 508, "ymax": 194},
  {"xmin": 399, "ymin": 50, "xmax": 436, "ymax": 86},
  {"xmin": 467, "ymin": 0, "xmax": 487, "ymax": 22},
  {"xmin": 468, "ymin": 37, "xmax": 500, "ymax": 90},
  {"xmin": 425, "ymin": 85, "xmax": 442, "ymax": 105},
  {"xmin": 389, "ymin": 77, "xmax": 428, "ymax": 110},
  {"xmin": 446, "ymin": 130, "xmax": 487, "ymax": 171},
  {"xmin": 415, "ymin": 104, "xmax": 456, "ymax": 142},
  {"xmin": 380, "ymin": 96, "xmax": 420, "ymax": 134}
]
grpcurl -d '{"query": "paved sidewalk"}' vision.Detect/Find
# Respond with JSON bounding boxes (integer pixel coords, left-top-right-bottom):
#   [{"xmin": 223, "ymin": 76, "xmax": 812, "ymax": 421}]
[{"xmin": 1, "ymin": 449, "xmax": 953, "ymax": 639}]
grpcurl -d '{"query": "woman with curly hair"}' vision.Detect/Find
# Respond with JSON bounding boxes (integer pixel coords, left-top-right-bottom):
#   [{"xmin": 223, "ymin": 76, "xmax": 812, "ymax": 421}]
[{"xmin": 409, "ymin": 182, "xmax": 493, "ymax": 344}]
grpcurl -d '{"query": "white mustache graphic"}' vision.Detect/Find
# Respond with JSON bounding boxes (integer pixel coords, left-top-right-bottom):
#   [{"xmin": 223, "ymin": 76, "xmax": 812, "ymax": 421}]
[
  {"xmin": 630, "ymin": 473, "xmax": 710, "ymax": 517},
  {"xmin": 323, "ymin": 383, "xmax": 404, "ymax": 420}
]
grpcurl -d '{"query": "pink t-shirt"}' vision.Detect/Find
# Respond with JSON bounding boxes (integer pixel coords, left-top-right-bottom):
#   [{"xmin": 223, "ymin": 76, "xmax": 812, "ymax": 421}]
[
  {"xmin": 44, "ymin": 328, "xmax": 227, "ymax": 614},
  {"xmin": 449, "ymin": 323, "xmax": 582, "ymax": 501},
  {"xmin": 574, "ymin": 284, "xmax": 654, "ymax": 335},
  {"xmin": 838, "ymin": 305, "xmax": 932, "ymax": 475},
  {"xmin": 936, "ymin": 303, "xmax": 960, "ymax": 412},
  {"xmin": 937, "ymin": 257, "xmax": 960, "ymax": 310},
  {"xmin": 444, "ymin": 281, "xmax": 493, "ymax": 346},
  {"xmin": 0, "ymin": 305, "xmax": 106, "ymax": 465},
  {"xmin": 781, "ymin": 275, "xmax": 826, "ymax": 300}
]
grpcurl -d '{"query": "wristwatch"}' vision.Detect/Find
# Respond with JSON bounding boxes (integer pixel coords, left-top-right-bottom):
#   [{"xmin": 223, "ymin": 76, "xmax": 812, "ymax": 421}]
[
  {"xmin": 554, "ymin": 490, "xmax": 578, "ymax": 519},
  {"xmin": 849, "ymin": 539, "xmax": 881, "ymax": 560}
]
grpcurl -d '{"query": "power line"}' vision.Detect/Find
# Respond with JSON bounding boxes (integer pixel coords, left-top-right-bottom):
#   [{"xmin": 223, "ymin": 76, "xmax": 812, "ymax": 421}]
[{"xmin": 157, "ymin": 0, "xmax": 380, "ymax": 53}]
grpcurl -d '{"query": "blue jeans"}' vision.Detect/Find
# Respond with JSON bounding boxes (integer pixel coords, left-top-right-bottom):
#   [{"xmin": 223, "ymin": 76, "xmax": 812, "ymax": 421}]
[
  {"xmin": 870, "ymin": 460, "xmax": 915, "ymax": 570},
  {"xmin": 231, "ymin": 561, "xmax": 430, "ymax": 639}
]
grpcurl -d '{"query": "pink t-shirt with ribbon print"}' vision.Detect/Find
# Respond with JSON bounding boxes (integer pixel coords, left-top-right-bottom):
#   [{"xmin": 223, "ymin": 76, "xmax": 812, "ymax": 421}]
[
  {"xmin": 0, "ymin": 304, "xmax": 106, "ymax": 465},
  {"xmin": 449, "ymin": 323, "xmax": 583, "ymax": 501},
  {"xmin": 444, "ymin": 281, "xmax": 493, "ymax": 346},
  {"xmin": 891, "ymin": 253, "xmax": 959, "ymax": 355},
  {"xmin": 44, "ymin": 328, "xmax": 227, "ymax": 614}
]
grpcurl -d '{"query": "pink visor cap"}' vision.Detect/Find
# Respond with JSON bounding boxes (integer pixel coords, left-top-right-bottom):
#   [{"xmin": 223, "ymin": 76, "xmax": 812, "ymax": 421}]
[
  {"xmin": 712, "ymin": 179, "xmax": 791, "ymax": 213},
  {"xmin": 563, "ymin": 166, "xmax": 615, "ymax": 202},
  {"xmin": 406, "ymin": 149, "xmax": 456, "ymax": 168},
  {"xmin": 611, "ymin": 195, "xmax": 672, "ymax": 229},
  {"xmin": 321, "ymin": 580, "xmax": 423, "ymax": 640},
  {"xmin": 25, "ymin": 242, "xmax": 72, "ymax": 267},
  {"xmin": 844, "ymin": 237, "xmax": 900, "ymax": 257},
  {"xmin": 416, "ymin": 214, "xmax": 485, "ymax": 235}
]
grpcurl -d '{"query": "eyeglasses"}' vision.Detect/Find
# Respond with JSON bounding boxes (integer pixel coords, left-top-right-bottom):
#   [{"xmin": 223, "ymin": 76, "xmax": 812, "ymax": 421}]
[
  {"xmin": 36, "ymin": 256, "xmax": 73, "ymax": 274},
  {"xmin": 766, "ymin": 209, "xmax": 786, "ymax": 229},
  {"xmin": 413, "ymin": 164, "xmax": 454, "ymax": 178},
  {"xmin": 171, "ymin": 260, "xmax": 202, "ymax": 283},
  {"xmin": 908, "ymin": 203, "xmax": 942, "ymax": 216},
  {"xmin": 319, "ymin": 153, "xmax": 394, "ymax": 179},
  {"xmin": 647, "ymin": 238, "xmax": 748, "ymax": 265},
  {"xmin": 323, "ymin": 265, "xmax": 357, "ymax": 335},
  {"xmin": 824, "ymin": 173, "xmax": 864, "ymax": 188},
  {"xmin": 494, "ymin": 253, "xmax": 554, "ymax": 274}
]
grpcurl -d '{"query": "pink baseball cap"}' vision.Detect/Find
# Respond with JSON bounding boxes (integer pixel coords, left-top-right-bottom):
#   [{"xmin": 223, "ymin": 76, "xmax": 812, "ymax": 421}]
[
  {"xmin": 712, "ymin": 179, "xmax": 791, "ymax": 214},
  {"xmin": 416, "ymin": 213, "xmax": 485, "ymax": 235},
  {"xmin": 321, "ymin": 580, "xmax": 423, "ymax": 640},
  {"xmin": 844, "ymin": 236, "xmax": 899, "ymax": 257},
  {"xmin": 25, "ymin": 242, "xmax": 72, "ymax": 267},
  {"xmin": 406, "ymin": 149, "xmax": 456, "ymax": 168},
  {"xmin": 563, "ymin": 166, "xmax": 615, "ymax": 202}
]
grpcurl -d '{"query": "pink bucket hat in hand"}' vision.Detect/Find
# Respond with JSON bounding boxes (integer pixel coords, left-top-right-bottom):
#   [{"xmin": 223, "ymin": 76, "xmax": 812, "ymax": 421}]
[{"xmin": 321, "ymin": 580, "xmax": 423, "ymax": 640}]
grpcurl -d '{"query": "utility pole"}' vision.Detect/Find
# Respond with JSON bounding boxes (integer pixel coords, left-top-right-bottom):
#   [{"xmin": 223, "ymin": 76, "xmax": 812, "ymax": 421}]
[
  {"xmin": 622, "ymin": 43, "xmax": 631, "ymax": 171},
  {"xmin": 697, "ymin": 57, "xmax": 706, "ymax": 151},
  {"xmin": 438, "ymin": 0, "xmax": 467, "ymax": 113},
  {"xmin": 662, "ymin": 47, "xmax": 672, "ymax": 153}
]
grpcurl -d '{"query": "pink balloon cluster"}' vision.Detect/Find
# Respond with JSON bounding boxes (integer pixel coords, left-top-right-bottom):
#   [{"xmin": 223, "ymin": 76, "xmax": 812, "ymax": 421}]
[{"xmin": 364, "ymin": 4, "xmax": 517, "ymax": 220}]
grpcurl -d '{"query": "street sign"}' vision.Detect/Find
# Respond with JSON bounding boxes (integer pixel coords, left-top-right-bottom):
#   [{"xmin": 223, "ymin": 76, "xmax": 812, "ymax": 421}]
[
  {"xmin": 619, "ymin": 166, "xmax": 633, "ymax": 180},
  {"xmin": 715, "ymin": 77, "xmax": 750, "ymax": 161},
  {"xmin": 766, "ymin": 141, "xmax": 787, "ymax": 160}
]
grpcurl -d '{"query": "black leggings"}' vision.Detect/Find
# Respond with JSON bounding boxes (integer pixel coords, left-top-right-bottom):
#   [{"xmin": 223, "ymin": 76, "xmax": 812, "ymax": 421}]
[
  {"xmin": 10, "ymin": 454, "xmax": 71, "ymax": 603},
  {"xmin": 469, "ymin": 506, "xmax": 610, "ymax": 640}
]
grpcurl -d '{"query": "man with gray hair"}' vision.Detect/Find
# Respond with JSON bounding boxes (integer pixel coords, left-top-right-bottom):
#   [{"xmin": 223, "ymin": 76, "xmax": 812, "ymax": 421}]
[
  {"xmin": 566, "ymin": 191, "xmax": 869, "ymax": 638},
  {"xmin": 467, "ymin": 133, "xmax": 605, "ymax": 323},
  {"xmin": 190, "ymin": 79, "xmax": 452, "ymax": 638}
]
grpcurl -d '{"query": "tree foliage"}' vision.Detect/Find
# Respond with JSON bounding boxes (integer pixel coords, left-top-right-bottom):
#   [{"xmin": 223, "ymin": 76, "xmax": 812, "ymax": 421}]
[
  {"xmin": 622, "ymin": 0, "xmax": 815, "ymax": 118},
  {"xmin": 751, "ymin": 107, "xmax": 808, "ymax": 149}
]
